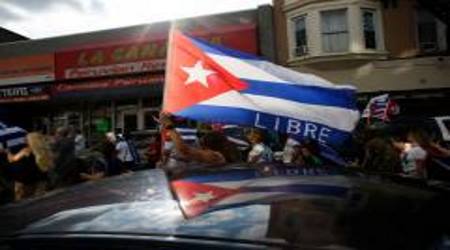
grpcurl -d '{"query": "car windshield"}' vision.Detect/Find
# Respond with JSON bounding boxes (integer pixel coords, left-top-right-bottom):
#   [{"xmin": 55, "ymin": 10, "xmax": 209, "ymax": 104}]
[{"xmin": 1, "ymin": 0, "xmax": 450, "ymax": 249}]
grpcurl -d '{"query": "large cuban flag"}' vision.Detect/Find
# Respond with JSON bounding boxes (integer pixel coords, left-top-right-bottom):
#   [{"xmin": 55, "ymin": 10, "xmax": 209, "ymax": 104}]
[{"xmin": 163, "ymin": 31, "xmax": 360, "ymax": 146}]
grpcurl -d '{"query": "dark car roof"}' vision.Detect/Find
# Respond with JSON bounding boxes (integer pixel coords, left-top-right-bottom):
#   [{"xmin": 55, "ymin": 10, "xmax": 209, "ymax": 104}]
[
  {"xmin": 0, "ymin": 170, "xmax": 172, "ymax": 237},
  {"xmin": 1, "ymin": 167, "xmax": 450, "ymax": 249}
]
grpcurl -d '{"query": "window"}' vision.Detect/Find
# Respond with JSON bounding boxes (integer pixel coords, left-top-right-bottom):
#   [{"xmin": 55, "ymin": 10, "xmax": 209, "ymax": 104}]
[
  {"xmin": 362, "ymin": 9, "xmax": 377, "ymax": 49},
  {"xmin": 321, "ymin": 9, "xmax": 349, "ymax": 52},
  {"xmin": 417, "ymin": 10, "xmax": 439, "ymax": 53},
  {"xmin": 293, "ymin": 15, "xmax": 307, "ymax": 56},
  {"xmin": 144, "ymin": 110, "xmax": 160, "ymax": 130},
  {"xmin": 123, "ymin": 113, "xmax": 138, "ymax": 132}
]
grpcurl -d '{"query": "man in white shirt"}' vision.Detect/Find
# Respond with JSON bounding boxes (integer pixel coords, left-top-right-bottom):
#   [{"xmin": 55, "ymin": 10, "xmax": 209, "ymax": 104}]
[
  {"xmin": 282, "ymin": 137, "xmax": 300, "ymax": 164},
  {"xmin": 247, "ymin": 129, "xmax": 273, "ymax": 164},
  {"xmin": 74, "ymin": 129, "xmax": 86, "ymax": 156},
  {"xmin": 400, "ymin": 143, "xmax": 427, "ymax": 176},
  {"xmin": 116, "ymin": 135, "xmax": 135, "ymax": 172},
  {"xmin": 393, "ymin": 130, "xmax": 429, "ymax": 178}
]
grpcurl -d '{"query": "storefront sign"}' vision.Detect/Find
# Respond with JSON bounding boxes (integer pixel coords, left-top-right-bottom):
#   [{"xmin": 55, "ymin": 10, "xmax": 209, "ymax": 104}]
[
  {"xmin": 55, "ymin": 24, "xmax": 257, "ymax": 80},
  {"xmin": 0, "ymin": 54, "xmax": 54, "ymax": 86},
  {"xmin": 54, "ymin": 75, "xmax": 164, "ymax": 93},
  {"xmin": 56, "ymin": 41, "xmax": 167, "ymax": 80},
  {"xmin": 0, "ymin": 85, "xmax": 50, "ymax": 103}
]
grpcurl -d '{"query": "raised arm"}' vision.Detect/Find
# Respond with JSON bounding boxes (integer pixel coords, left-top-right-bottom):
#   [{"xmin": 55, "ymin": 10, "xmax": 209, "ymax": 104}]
[
  {"xmin": 160, "ymin": 114, "xmax": 225, "ymax": 165},
  {"xmin": 7, "ymin": 147, "xmax": 31, "ymax": 163}
]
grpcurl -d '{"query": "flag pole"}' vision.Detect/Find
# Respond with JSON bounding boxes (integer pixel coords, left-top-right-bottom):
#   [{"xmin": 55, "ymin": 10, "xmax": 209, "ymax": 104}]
[
  {"xmin": 159, "ymin": 20, "xmax": 178, "ymax": 167},
  {"xmin": 162, "ymin": 19, "xmax": 177, "ymax": 114}
]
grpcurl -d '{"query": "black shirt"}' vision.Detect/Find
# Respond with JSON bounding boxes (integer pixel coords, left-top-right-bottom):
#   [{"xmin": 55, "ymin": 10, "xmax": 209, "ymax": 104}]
[{"xmin": 8, "ymin": 153, "xmax": 46, "ymax": 184}]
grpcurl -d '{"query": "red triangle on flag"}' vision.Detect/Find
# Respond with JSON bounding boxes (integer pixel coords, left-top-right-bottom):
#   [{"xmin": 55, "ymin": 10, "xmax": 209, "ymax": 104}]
[
  {"xmin": 171, "ymin": 180, "xmax": 240, "ymax": 218},
  {"xmin": 163, "ymin": 30, "xmax": 248, "ymax": 114}
]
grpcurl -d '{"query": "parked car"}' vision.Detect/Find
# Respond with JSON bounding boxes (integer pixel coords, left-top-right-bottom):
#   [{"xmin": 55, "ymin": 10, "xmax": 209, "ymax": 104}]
[{"xmin": 1, "ymin": 163, "xmax": 449, "ymax": 250}]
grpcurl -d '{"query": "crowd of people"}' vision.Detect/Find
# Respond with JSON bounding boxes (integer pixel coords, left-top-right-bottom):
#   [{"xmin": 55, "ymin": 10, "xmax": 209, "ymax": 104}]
[
  {"xmin": 356, "ymin": 127, "xmax": 450, "ymax": 179},
  {"xmin": 0, "ymin": 126, "xmax": 140, "ymax": 203},
  {"xmin": 156, "ymin": 113, "xmax": 332, "ymax": 176},
  {"xmin": 1, "ymin": 113, "xmax": 450, "ymax": 204}
]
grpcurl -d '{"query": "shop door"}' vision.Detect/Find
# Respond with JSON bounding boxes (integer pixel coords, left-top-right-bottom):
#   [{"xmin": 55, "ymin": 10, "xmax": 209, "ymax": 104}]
[{"xmin": 119, "ymin": 110, "xmax": 138, "ymax": 134}]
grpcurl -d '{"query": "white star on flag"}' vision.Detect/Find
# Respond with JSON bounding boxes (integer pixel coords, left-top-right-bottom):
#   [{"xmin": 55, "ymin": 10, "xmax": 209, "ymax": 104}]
[
  {"xmin": 181, "ymin": 61, "xmax": 215, "ymax": 88},
  {"xmin": 190, "ymin": 191, "xmax": 216, "ymax": 203}
]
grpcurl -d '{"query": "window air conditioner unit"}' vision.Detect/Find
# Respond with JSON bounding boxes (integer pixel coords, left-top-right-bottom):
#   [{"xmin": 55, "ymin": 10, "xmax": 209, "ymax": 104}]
[{"xmin": 295, "ymin": 45, "xmax": 308, "ymax": 56}]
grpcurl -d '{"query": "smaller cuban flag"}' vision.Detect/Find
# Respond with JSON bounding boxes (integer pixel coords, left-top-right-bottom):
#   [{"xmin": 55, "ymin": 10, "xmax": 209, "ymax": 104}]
[
  {"xmin": 171, "ymin": 168, "xmax": 352, "ymax": 218},
  {"xmin": 175, "ymin": 127, "xmax": 199, "ymax": 146},
  {"xmin": 362, "ymin": 94, "xmax": 399, "ymax": 123},
  {"xmin": 163, "ymin": 31, "xmax": 360, "ymax": 146}
]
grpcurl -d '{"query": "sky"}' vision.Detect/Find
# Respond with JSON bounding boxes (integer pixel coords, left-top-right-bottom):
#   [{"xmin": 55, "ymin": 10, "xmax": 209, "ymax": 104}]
[{"xmin": 0, "ymin": 0, "xmax": 271, "ymax": 39}]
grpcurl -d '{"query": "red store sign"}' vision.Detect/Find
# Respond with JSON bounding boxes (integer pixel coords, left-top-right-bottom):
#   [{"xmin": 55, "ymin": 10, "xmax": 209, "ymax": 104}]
[
  {"xmin": 55, "ymin": 24, "xmax": 258, "ymax": 80},
  {"xmin": 54, "ymin": 75, "xmax": 165, "ymax": 94}
]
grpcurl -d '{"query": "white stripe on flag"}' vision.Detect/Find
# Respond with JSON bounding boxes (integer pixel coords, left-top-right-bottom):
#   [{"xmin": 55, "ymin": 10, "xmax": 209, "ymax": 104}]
[
  {"xmin": 200, "ymin": 91, "xmax": 360, "ymax": 132},
  {"xmin": 207, "ymin": 54, "xmax": 355, "ymax": 89},
  {"xmin": 175, "ymin": 128, "xmax": 197, "ymax": 133},
  {"xmin": 222, "ymin": 125, "xmax": 239, "ymax": 129},
  {"xmin": 0, "ymin": 127, "xmax": 26, "ymax": 136},
  {"xmin": 207, "ymin": 54, "xmax": 289, "ymax": 84},
  {"xmin": 6, "ymin": 137, "xmax": 26, "ymax": 147},
  {"xmin": 181, "ymin": 135, "xmax": 198, "ymax": 141},
  {"xmin": 226, "ymin": 136, "xmax": 249, "ymax": 147}
]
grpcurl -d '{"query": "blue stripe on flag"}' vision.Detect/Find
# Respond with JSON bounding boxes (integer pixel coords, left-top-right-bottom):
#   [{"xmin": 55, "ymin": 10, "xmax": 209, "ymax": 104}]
[
  {"xmin": 242, "ymin": 79, "xmax": 357, "ymax": 110},
  {"xmin": 175, "ymin": 105, "xmax": 352, "ymax": 145},
  {"xmin": 181, "ymin": 169, "xmax": 259, "ymax": 183},
  {"xmin": 189, "ymin": 36, "xmax": 262, "ymax": 60},
  {"xmin": 244, "ymin": 184, "xmax": 349, "ymax": 198},
  {"xmin": 207, "ymin": 184, "xmax": 349, "ymax": 214}
]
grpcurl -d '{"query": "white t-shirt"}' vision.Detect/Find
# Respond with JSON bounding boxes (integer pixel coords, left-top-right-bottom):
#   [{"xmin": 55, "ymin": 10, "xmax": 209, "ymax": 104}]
[
  {"xmin": 401, "ymin": 143, "xmax": 427, "ymax": 174},
  {"xmin": 74, "ymin": 134, "xmax": 86, "ymax": 154},
  {"xmin": 163, "ymin": 141, "xmax": 190, "ymax": 170},
  {"xmin": 248, "ymin": 143, "xmax": 273, "ymax": 163},
  {"xmin": 282, "ymin": 138, "xmax": 300, "ymax": 164},
  {"xmin": 116, "ymin": 141, "xmax": 134, "ymax": 162}
]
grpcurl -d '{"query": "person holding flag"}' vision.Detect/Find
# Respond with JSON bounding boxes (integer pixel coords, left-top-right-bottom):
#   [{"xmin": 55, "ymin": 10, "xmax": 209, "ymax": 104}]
[
  {"xmin": 162, "ymin": 29, "xmax": 359, "ymax": 150},
  {"xmin": 158, "ymin": 113, "xmax": 239, "ymax": 172}
]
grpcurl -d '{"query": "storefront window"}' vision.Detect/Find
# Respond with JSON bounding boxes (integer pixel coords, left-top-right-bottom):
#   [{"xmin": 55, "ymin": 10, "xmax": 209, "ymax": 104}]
[
  {"xmin": 144, "ymin": 110, "xmax": 160, "ymax": 130},
  {"xmin": 123, "ymin": 113, "xmax": 138, "ymax": 133}
]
